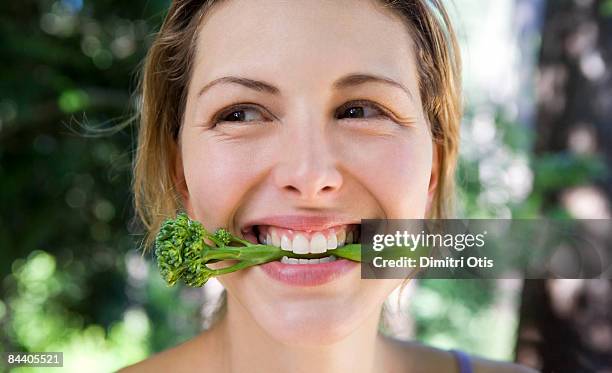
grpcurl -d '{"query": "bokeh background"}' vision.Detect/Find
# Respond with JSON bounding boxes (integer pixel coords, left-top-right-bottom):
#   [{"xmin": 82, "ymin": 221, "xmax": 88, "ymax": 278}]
[{"xmin": 1, "ymin": 0, "xmax": 611, "ymax": 372}]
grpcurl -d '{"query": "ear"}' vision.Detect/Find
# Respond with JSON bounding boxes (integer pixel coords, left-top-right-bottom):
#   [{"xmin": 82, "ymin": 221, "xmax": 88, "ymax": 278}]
[
  {"xmin": 172, "ymin": 145, "xmax": 193, "ymax": 216},
  {"xmin": 426, "ymin": 143, "xmax": 440, "ymax": 216}
]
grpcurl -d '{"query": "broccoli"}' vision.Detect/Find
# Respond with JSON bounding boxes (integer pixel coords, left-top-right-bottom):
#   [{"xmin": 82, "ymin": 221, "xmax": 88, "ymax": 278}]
[{"xmin": 154, "ymin": 213, "xmax": 361, "ymax": 287}]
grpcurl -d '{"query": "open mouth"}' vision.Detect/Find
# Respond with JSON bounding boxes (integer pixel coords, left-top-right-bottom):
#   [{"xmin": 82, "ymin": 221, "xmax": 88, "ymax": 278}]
[{"xmin": 247, "ymin": 224, "xmax": 361, "ymax": 262}]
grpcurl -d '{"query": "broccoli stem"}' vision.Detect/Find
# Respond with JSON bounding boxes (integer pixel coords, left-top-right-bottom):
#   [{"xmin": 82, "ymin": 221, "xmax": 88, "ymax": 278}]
[{"xmin": 202, "ymin": 244, "xmax": 361, "ymax": 261}]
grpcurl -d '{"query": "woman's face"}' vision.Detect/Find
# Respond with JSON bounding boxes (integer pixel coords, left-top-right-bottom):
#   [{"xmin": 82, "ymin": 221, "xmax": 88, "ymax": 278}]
[{"xmin": 178, "ymin": 0, "xmax": 437, "ymax": 345}]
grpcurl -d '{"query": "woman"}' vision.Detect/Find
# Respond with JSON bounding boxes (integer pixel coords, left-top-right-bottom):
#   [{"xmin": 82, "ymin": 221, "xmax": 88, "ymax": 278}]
[{"xmin": 122, "ymin": 0, "xmax": 537, "ymax": 372}]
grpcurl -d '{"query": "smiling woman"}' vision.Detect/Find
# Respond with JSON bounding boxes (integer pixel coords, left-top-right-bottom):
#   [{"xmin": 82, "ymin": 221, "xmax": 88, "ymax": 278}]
[{"xmin": 123, "ymin": 0, "xmax": 534, "ymax": 372}]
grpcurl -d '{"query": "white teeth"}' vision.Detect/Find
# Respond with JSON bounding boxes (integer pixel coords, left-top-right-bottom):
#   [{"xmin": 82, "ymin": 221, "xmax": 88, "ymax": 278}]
[
  {"xmin": 280, "ymin": 235, "xmax": 292, "ymax": 251},
  {"xmin": 327, "ymin": 233, "xmax": 338, "ymax": 250},
  {"xmin": 310, "ymin": 233, "xmax": 328, "ymax": 254},
  {"xmin": 337, "ymin": 230, "xmax": 346, "ymax": 247},
  {"xmin": 271, "ymin": 231, "xmax": 281, "ymax": 247},
  {"xmin": 260, "ymin": 226, "xmax": 357, "ymax": 253},
  {"xmin": 281, "ymin": 255, "xmax": 336, "ymax": 265},
  {"xmin": 292, "ymin": 234, "xmax": 310, "ymax": 254},
  {"xmin": 319, "ymin": 255, "xmax": 336, "ymax": 263},
  {"xmin": 282, "ymin": 232, "xmax": 334, "ymax": 254}
]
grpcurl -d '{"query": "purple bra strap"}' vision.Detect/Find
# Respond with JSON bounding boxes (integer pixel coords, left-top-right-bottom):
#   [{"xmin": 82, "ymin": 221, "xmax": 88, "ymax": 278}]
[{"xmin": 450, "ymin": 350, "xmax": 473, "ymax": 373}]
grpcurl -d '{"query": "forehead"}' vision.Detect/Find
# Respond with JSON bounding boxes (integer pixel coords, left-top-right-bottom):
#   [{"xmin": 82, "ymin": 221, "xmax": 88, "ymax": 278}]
[{"xmin": 192, "ymin": 0, "xmax": 417, "ymax": 93}]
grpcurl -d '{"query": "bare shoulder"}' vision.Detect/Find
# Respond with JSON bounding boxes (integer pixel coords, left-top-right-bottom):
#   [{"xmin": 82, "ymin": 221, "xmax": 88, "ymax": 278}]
[
  {"xmin": 117, "ymin": 332, "xmax": 220, "ymax": 373},
  {"xmin": 379, "ymin": 335, "xmax": 539, "ymax": 373}
]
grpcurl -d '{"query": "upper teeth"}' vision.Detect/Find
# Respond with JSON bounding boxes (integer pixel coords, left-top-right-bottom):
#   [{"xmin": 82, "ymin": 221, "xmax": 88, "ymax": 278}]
[{"xmin": 257, "ymin": 225, "xmax": 358, "ymax": 254}]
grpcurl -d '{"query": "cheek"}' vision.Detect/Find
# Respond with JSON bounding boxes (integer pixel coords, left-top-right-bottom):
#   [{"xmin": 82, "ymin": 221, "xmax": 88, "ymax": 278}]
[
  {"xmin": 341, "ymin": 131, "xmax": 433, "ymax": 218},
  {"xmin": 181, "ymin": 136, "xmax": 265, "ymax": 226}
]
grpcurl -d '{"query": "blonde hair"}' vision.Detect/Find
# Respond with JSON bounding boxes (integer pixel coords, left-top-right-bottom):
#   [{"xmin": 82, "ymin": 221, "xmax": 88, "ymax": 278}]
[{"xmin": 133, "ymin": 0, "xmax": 462, "ymax": 251}]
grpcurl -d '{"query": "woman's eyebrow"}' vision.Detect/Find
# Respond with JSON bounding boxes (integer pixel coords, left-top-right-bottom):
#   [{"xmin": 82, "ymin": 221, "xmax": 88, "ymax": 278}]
[
  {"xmin": 198, "ymin": 76, "xmax": 280, "ymax": 97},
  {"xmin": 197, "ymin": 73, "xmax": 415, "ymax": 102},
  {"xmin": 333, "ymin": 73, "xmax": 415, "ymax": 103}
]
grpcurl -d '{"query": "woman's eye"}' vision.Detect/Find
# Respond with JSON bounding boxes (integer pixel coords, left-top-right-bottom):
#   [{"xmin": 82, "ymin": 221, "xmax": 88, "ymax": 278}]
[
  {"xmin": 216, "ymin": 105, "xmax": 267, "ymax": 124},
  {"xmin": 336, "ymin": 101, "xmax": 388, "ymax": 120}
]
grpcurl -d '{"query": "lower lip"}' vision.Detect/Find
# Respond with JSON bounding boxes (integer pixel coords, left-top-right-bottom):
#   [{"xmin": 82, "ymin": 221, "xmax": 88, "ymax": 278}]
[{"xmin": 260, "ymin": 258, "xmax": 358, "ymax": 286}]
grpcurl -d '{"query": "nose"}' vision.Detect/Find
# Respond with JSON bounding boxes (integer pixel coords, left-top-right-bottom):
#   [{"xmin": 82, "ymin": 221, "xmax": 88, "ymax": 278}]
[{"xmin": 272, "ymin": 124, "xmax": 343, "ymax": 201}]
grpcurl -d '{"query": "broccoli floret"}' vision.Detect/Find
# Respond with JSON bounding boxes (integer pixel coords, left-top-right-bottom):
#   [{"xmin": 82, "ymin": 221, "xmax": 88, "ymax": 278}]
[{"xmin": 214, "ymin": 228, "xmax": 232, "ymax": 246}]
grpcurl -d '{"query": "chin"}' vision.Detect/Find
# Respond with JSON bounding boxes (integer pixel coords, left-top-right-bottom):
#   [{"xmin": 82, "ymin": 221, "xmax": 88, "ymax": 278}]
[
  {"xmin": 222, "ymin": 269, "xmax": 398, "ymax": 346},
  {"xmin": 255, "ymin": 303, "xmax": 365, "ymax": 346}
]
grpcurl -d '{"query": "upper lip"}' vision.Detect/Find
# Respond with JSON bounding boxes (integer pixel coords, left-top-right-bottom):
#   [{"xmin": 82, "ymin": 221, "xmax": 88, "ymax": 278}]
[{"xmin": 240, "ymin": 214, "xmax": 361, "ymax": 233}]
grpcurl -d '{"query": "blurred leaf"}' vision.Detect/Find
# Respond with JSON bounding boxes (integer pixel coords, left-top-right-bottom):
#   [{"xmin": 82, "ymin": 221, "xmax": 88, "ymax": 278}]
[
  {"xmin": 58, "ymin": 89, "xmax": 90, "ymax": 113},
  {"xmin": 600, "ymin": 0, "xmax": 612, "ymax": 18},
  {"xmin": 532, "ymin": 153, "xmax": 608, "ymax": 192}
]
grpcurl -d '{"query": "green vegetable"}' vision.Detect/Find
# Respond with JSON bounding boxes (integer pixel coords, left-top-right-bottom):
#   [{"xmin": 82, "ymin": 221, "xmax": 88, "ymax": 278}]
[{"xmin": 155, "ymin": 213, "xmax": 361, "ymax": 287}]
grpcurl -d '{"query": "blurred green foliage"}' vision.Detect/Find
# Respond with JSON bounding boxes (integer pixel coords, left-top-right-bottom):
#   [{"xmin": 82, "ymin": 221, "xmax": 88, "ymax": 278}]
[
  {"xmin": 411, "ymin": 105, "xmax": 607, "ymax": 357},
  {"xmin": 0, "ymin": 0, "xmax": 207, "ymax": 371},
  {"xmin": 0, "ymin": 0, "xmax": 608, "ymax": 371}
]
